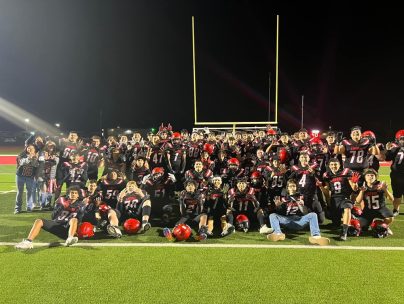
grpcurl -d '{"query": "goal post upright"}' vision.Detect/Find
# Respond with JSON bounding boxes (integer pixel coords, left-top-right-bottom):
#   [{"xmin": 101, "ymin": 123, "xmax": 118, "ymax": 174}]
[{"xmin": 192, "ymin": 15, "xmax": 280, "ymax": 133}]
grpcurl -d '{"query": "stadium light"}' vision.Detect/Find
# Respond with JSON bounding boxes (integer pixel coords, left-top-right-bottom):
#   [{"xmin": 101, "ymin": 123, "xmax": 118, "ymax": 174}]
[
  {"xmin": 55, "ymin": 123, "xmax": 60, "ymax": 128},
  {"xmin": 0, "ymin": 97, "xmax": 60, "ymax": 135}
]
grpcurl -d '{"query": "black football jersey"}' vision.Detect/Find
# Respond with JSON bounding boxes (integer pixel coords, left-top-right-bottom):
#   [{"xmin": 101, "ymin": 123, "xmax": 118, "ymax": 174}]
[
  {"xmin": 385, "ymin": 144, "xmax": 404, "ymax": 174},
  {"xmin": 322, "ymin": 168, "xmax": 354, "ymax": 199},
  {"xmin": 362, "ymin": 182, "xmax": 387, "ymax": 211},
  {"xmin": 342, "ymin": 138, "xmax": 372, "ymax": 171},
  {"xmin": 98, "ymin": 178, "xmax": 126, "ymax": 209}
]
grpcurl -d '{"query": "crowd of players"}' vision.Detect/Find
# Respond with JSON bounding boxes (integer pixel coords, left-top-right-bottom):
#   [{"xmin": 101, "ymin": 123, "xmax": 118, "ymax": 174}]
[{"xmin": 14, "ymin": 124, "xmax": 404, "ymax": 249}]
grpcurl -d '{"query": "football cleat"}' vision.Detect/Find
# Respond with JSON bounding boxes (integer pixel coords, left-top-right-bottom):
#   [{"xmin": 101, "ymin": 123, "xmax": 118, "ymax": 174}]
[
  {"xmin": 387, "ymin": 228, "xmax": 394, "ymax": 236},
  {"xmin": 195, "ymin": 233, "xmax": 207, "ymax": 241},
  {"xmin": 309, "ymin": 236, "xmax": 330, "ymax": 246},
  {"xmin": 163, "ymin": 227, "xmax": 174, "ymax": 241},
  {"xmin": 206, "ymin": 230, "xmax": 214, "ymax": 237},
  {"xmin": 15, "ymin": 239, "xmax": 33, "ymax": 250},
  {"xmin": 65, "ymin": 236, "xmax": 78, "ymax": 247},
  {"xmin": 221, "ymin": 224, "xmax": 235, "ymax": 237},
  {"xmin": 393, "ymin": 210, "xmax": 399, "ymax": 217},
  {"xmin": 259, "ymin": 224, "xmax": 274, "ymax": 234},
  {"xmin": 139, "ymin": 222, "xmax": 151, "ymax": 233},
  {"xmin": 267, "ymin": 233, "xmax": 286, "ymax": 242},
  {"xmin": 339, "ymin": 234, "xmax": 347, "ymax": 241},
  {"xmin": 107, "ymin": 225, "xmax": 122, "ymax": 238}
]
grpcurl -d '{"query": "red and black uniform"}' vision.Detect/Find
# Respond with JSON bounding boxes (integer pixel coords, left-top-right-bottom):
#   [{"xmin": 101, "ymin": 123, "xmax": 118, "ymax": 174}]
[
  {"xmin": 41, "ymin": 196, "xmax": 84, "ymax": 239},
  {"xmin": 57, "ymin": 161, "xmax": 88, "ymax": 189},
  {"xmin": 221, "ymin": 167, "xmax": 245, "ymax": 189},
  {"xmin": 274, "ymin": 193, "xmax": 306, "ymax": 216},
  {"xmin": 142, "ymin": 174, "xmax": 176, "ymax": 219},
  {"xmin": 204, "ymin": 186, "xmax": 228, "ymax": 219},
  {"xmin": 184, "ymin": 169, "xmax": 213, "ymax": 190},
  {"xmin": 358, "ymin": 182, "xmax": 394, "ymax": 228},
  {"xmin": 227, "ymin": 188, "xmax": 263, "ymax": 227},
  {"xmin": 265, "ymin": 166, "xmax": 288, "ymax": 204},
  {"xmin": 117, "ymin": 190, "xmax": 151, "ymax": 222},
  {"xmin": 82, "ymin": 145, "xmax": 105, "ymax": 180},
  {"xmin": 97, "ymin": 178, "xmax": 126, "ymax": 209},
  {"xmin": 341, "ymin": 138, "xmax": 373, "ymax": 172},
  {"xmin": 177, "ymin": 190, "xmax": 205, "ymax": 223},
  {"xmin": 385, "ymin": 143, "xmax": 404, "ymax": 198},
  {"xmin": 186, "ymin": 141, "xmax": 203, "ymax": 170},
  {"xmin": 148, "ymin": 144, "xmax": 167, "ymax": 171},
  {"xmin": 322, "ymin": 168, "xmax": 354, "ymax": 225},
  {"xmin": 128, "ymin": 165, "xmax": 150, "ymax": 186},
  {"xmin": 82, "ymin": 191, "xmax": 103, "ymax": 225},
  {"xmin": 290, "ymin": 163, "xmax": 324, "ymax": 223}
]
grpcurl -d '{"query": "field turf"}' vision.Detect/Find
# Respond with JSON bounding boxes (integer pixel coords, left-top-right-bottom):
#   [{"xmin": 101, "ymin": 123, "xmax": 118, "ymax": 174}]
[{"xmin": 1, "ymin": 162, "xmax": 404, "ymax": 303}]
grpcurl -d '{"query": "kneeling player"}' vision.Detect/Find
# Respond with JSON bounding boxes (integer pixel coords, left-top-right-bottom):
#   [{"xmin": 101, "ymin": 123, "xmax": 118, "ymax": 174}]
[
  {"xmin": 117, "ymin": 181, "xmax": 152, "ymax": 233},
  {"xmin": 267, "ymin": 179, "xmax": 330, "ymax": 246},
  {"xmin": 15, "ymin": 186, "xmax": 84, "ymax": 250},
  {"xmin": 355, "ymin": 169, "xmax": 394, "ymax": 235},
  {"xmin": 227, "ymin": 178, "xmax": 272, "ymax": 234},
  {"xmin": 163, "ymin": 180, "xmax": 208, "ymax": 241}
]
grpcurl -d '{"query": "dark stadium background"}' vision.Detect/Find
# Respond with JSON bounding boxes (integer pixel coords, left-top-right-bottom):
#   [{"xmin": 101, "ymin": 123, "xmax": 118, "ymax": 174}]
[{"xmin": 0, "ymin": 1, "xmax": 403, "ymax": 142}]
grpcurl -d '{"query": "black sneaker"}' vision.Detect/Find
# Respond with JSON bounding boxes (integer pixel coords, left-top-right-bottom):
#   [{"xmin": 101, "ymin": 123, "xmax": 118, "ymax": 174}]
[
  {"xmin": 14, "ymin": 209, "xmax": 21, "ymax": 214},
  {"xmin": 139, "ymin": 222, "xmax": 151, "ymax": 233}
]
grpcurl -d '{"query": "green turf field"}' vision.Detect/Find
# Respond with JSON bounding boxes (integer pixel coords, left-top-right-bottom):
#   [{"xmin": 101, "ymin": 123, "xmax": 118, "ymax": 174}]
[{"xmin": 1, "ymin": 164, "xmax": 403, "ymax": 303}]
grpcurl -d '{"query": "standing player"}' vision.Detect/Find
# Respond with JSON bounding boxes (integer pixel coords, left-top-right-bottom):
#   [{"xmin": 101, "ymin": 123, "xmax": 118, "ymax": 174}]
[
  {"xmin": 384, "ymin": 130, "xmax": 404, "ymax": 216},
  {"xmin": 320, "ymin": 158, "xmax": 359, "ymax": 240},
  {"xmin": 14, "ymin": 145, "xmax": 39, "ymax": 214}
]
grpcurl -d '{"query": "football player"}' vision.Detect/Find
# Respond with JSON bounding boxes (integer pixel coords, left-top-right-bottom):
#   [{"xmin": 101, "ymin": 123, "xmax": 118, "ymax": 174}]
[
  {"xmin": 267, "ymin": 179, "xmax": 330, "ymax": 245},
  {"xmin": 141, "ymin": 167, "xmax": 176, "ymax": 223},
  {"xmin": 227, "ymin": 178, "xmax": 272, "ymax": 234},
  {"xmin": 82, "ymin": 135, "xmax": 105, "ymax": 180},
  {"xmin": 57, "ymin": 150, "xmax": 88, "ymax": 190},
  {"xmin": 320, "ymin": 159, "xmax": 359, "ymax": 240},
  {"xmin": 15, "ymin": 186, "xmax": 85, "ymax": 250},
  {"xmin": 384, "ymin": 130, "xmax": 404, "ymax": 216},
  {"xmin": 335, "ymin": 126, "xmax": 380, "ymax": 177},
  {"xmin": 163, "ymin": 179, "xmax": 208, "ymax": 241},
  {"xmin": 204, "ymin": 176, "xmax": 233, "ymax": 236},
  {"xmin": 355, "ymin": 169, "xmax": 394, "ymax": 235},
  {"xmin": 117, "ymin": 181, "xmax": 152, "ymax": 233},
  {"xmin": 127, "ymin": 156, "xmax": 150, "ymax": 186},
  {"xmin": 184, "ymin": 160, "xmax": 213, "ymax": 190},
  {"xmin": 289, "ymin": 152, "xmax": 325, "ymax": 223}
]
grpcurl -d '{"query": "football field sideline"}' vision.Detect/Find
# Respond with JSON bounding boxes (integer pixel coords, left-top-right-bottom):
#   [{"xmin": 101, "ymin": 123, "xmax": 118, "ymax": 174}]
[{"xmin": 3, "ymin": 241, "xmax": 404, "ymax": 251}]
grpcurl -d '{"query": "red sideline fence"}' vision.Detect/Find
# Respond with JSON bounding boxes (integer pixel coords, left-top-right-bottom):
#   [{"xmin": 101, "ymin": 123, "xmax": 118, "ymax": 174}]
[{"xmin": 0, "ymin": 155, "xmax": 393, "ymax": 166}]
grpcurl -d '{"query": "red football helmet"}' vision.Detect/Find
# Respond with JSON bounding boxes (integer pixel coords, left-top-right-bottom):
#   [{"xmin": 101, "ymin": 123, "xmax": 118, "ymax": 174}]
[
  {"xmin": 152, "ymin": 167, "xmax": 164, "ymax": 175},
  {"xmin": 347, "ymin": 218, "xmax": 361, "ymax": 237},
  {"xmin": 370, "ymin": 219, "xmax": 389, "ymax": 238},
  {"xmin": 395, "ymin": 130, "xmax": 404, "ymax": 141},
  {"xmin": 228, "ymin": 158, "xmax": 240, "ymax": 167},
  {"xmin": 351, "ymin": 206, "xmax": 363, "ymax": 217},
  {"xmin": 123, "ymin": 218, "xmax": 141, "ymax": 234},
  {"xmin": 172, "ymin": 132, "xmax": 181, "ymax": 139},
  {"xmin": 77, "ymin": 222, "xmax": 94, "ymax": 239},
  {"xmin": 172, "ymin": 224, "xmax": 192, "ymax": 241},
  {"xmin": 309, "ymin": 136, "xmax": 323, "ymax": 145},
  {"xmin": 362, "ymin": 130, "xmax": 376, "ymax": 139},
  {"xmin": 278, "ymin": 148, "xmax": 289, "ymax": 164},
  {"xmin": 267, "ymin": 129, "xmax": 277, "ymax": 135},
  {"xmin": 250, "ymin": 171, "xmax": 262, "ymax": 179},
  {"xmin": 235, "ymin": 214, "xmax": 249, "ymax": 232},
  {"xmin": 203, "ymin": 143, "xmax": 214, "ymax": 155},
  {"xmin": 98, "ymin": 203, "xmax": 111, "ymax": 214}
]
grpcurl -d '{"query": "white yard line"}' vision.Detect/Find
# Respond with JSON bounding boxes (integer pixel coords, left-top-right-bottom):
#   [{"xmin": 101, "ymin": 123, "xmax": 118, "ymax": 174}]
[
  {"xmin": 0, "ymin": 190, "xmax": 16, "ymax": 194},
  {"xmin": 3, "ymin": 242, "xmax": 404, "ymax": 251}
]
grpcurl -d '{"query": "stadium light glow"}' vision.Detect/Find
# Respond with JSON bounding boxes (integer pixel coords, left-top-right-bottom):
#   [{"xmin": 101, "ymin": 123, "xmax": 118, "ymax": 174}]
[
  {"xmin": 0, "ymin": 96, "xmax": 60, "ymax": 135},
  {"xmin": 55, "ymin": 123, "xmax": 60, "ymax": 128}
]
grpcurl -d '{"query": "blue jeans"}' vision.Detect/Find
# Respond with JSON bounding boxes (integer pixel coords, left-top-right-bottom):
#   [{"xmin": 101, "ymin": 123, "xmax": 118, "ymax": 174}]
[
  {"xmin": 15, "ymin": 175, "xmax": 35, "ymax": 211},
  {"xmin": 269, "ymin": 212, "xmax": 321, "ymax": 236}
]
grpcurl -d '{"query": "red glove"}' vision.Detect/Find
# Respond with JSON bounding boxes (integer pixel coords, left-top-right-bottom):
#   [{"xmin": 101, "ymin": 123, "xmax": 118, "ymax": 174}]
[{"xmin": 350, "ymin": 172, "xmax": 360, "ymax": 183}]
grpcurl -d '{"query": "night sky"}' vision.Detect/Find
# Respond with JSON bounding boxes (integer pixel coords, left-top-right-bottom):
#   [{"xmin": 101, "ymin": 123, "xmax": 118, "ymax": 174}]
[{"xmin": 0, "ymin": 1, "xmax": 403, "ymax": 141}]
